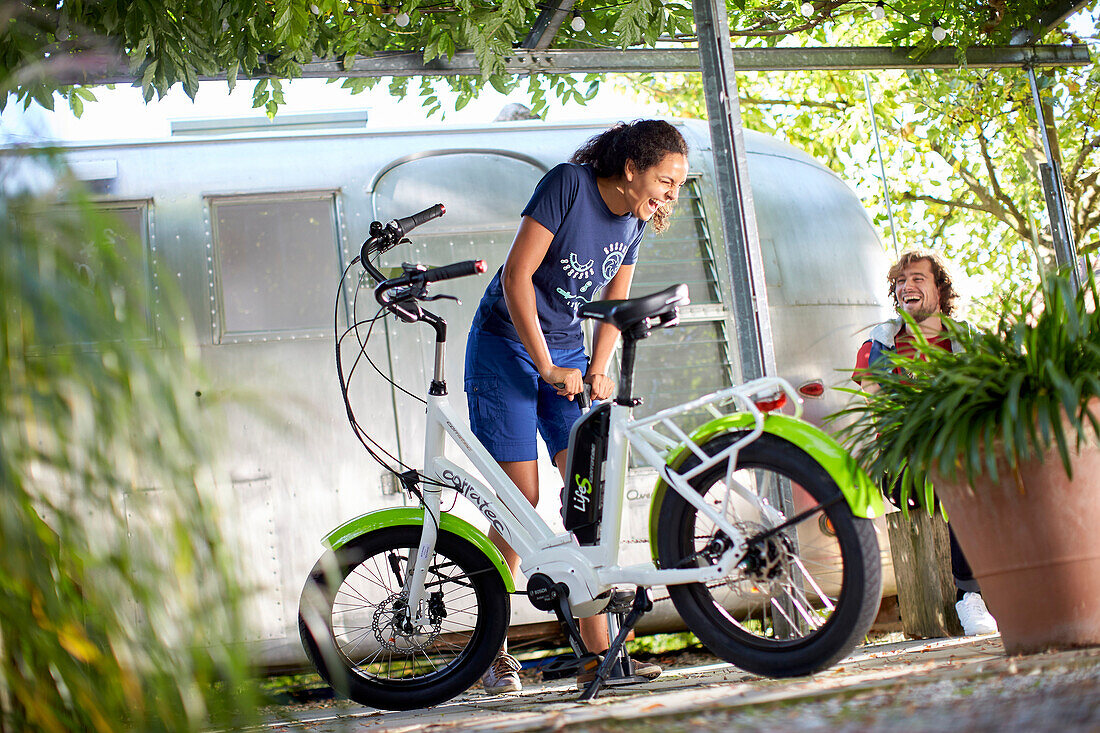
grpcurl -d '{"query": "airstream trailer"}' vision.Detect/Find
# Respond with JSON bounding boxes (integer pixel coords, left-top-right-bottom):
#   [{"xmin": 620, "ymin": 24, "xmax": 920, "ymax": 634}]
[{"xmin": 17, "ymin": 117, "xmax": 894, "ymax": 669}]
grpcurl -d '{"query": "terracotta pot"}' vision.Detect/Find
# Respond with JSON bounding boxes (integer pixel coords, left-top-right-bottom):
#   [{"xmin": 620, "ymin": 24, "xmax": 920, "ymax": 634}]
[{"xmin": 933, "ymin": 432, "xmax": 1100, "ymax": 655}]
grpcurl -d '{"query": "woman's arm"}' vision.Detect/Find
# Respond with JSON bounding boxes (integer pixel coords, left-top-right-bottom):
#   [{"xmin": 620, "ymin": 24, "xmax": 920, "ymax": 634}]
[
  {"xmin": 501, "ymin": 216, "xmax": 584, "ymax": 398},
  {"xmin": 585, "ymin": 264, "xmax": 635, "ymax": 400}
]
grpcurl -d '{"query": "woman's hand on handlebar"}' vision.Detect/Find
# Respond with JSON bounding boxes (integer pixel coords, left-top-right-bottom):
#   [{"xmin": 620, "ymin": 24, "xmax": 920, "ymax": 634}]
[
  {"xmin": 543, "ymin": 365, "xmax": 584, "ymax": 400},
  {"xmin": 584, "ymin": 372, "xmax": 615, "ymax": 401}
]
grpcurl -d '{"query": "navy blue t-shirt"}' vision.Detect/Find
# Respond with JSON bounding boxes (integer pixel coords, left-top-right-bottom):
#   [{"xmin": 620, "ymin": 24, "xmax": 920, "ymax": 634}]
[{"xmin": 472, "ymin": 163, "xmax": 645, "ymax": 348}]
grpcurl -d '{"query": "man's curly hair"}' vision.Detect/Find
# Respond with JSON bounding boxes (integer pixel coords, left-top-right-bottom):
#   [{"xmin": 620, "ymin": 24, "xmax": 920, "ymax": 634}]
[{"xmin": 887, "ymin": 250, "xmax": 959, "ymax": 317}]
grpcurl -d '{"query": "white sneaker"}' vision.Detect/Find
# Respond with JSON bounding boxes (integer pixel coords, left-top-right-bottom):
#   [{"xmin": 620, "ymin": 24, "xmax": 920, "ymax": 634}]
[
  {"xmin": 481, "ymin": 652, "xmax": 522, "ymax": 694},
  {"xmin": 956, "ymin": 592, "xmax": 998, "ymax": 635}
]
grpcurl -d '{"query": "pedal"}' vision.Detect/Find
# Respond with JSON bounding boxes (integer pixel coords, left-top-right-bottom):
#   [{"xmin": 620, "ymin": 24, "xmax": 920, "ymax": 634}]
[
  {"xmin": 604, "ymin": 588, "xmax": 636, "ymax": 615},
  {"xmin": 541, "ymin": 652, "xmax": 599, "ymax": 680},
  {"xmin": 576, "ymin": 654, "xmax": 649, "ymax": 688}
]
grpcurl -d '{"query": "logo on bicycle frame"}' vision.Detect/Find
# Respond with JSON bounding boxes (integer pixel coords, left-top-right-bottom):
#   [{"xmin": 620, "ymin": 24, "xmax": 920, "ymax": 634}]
[
  {"xmin": 441, "ymin": 469, "xmax": 508, "ymax": 540},
  {"xmin": 571, "ymin": 474, "xmax": 593, "ymax": 513}
]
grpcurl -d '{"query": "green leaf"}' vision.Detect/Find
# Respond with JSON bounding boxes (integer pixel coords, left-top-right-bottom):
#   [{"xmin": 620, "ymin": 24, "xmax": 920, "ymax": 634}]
[{"xmin": 1049, "ymin": 399, "xmax": 1073, "ymax": 477}]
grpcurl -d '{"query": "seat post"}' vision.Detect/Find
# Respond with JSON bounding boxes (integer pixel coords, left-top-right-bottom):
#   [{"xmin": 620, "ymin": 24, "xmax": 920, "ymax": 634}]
[{"xmin": 615, "ymin": 336, "xmax": 638, "ymax": 406}]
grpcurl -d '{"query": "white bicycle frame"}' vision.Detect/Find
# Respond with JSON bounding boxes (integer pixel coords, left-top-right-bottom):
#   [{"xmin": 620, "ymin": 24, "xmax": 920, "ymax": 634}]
[{"xmin": 402, "ymin": 341, "xmax": 804, "ymax": 628}]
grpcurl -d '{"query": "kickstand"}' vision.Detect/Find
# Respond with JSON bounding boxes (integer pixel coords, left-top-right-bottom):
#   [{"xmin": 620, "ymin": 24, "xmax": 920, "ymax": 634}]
[{"xmin": 578, "ymin": 588, "xmax": 653, "ymax": 701}]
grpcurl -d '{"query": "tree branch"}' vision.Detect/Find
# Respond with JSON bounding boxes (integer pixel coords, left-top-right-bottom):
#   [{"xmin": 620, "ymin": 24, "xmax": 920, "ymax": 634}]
[
  {"xmin": 727, "ymin": 1, "xmax": 852, "ymax": 38},
  {"xmin": 976, "ymin": 126, "xmax": 1030, "ymax": 231},
  {"xmin": 898, "ymin": 192, "xmax": 1001, "ymax": 216},
  {"xmin": 920, "ymin": 135, "xmax": 1032, "ymax": 241},
  {"xmin": 739, "ymin": 94, "xmax": 852, "ymax": 112}
]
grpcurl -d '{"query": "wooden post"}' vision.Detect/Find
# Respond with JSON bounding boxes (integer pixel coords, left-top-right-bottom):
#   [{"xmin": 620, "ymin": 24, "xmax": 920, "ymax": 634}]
[{"xmin": 886, "ymin": 509, "xmax": 964, "ymax": 638}]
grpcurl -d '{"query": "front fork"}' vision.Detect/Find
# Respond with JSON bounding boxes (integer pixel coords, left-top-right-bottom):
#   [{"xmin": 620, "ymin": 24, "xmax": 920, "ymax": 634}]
[
  {"xmin": 406, "ymin": 340, "xmax": 448, "ymax": 628},
  {"xmin": 401, "ymin": 485, "xmax": 441, "ymax": 628}
]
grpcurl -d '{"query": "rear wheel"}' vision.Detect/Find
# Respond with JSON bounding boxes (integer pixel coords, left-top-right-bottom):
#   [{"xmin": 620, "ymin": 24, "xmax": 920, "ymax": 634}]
[
  {"xmin": 656, "ymin": 431, "xmax": 881, "ymax": 677},
  {"xmin": 298, "ymin": 525, "xmax": 509, "ymax": 710}
]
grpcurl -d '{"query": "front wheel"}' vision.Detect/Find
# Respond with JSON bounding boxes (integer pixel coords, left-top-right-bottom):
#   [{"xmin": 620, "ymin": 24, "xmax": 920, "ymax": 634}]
[
  {"xmin": 298, "ymin": 525, "xmax": 510, "ymax": 710},
  {"xmin": 656, "ymin": 431, "xmax": 881, "ymax": 678}
]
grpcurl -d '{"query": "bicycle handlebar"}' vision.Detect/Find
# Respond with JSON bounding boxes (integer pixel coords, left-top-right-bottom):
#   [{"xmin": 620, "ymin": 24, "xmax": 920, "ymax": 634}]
[
  {"xmin": 374, "ymin": 259, "xmax": 488, "ymax": 309},
  {"xmin": 392, "ymin": 203, "xmax": 445, "ymax": 239},
  {"xmin": 360, "ymin": 203, "xmax": 446, "ymax": 267}
]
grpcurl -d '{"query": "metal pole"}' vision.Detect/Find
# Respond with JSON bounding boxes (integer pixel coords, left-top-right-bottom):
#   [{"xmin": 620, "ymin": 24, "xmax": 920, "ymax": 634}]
[
  {"xmin": 693, "ymin": 0, "xmax": 794, "ymax": 639},
  {"xmin": 691, "ymin": 0, "xmax": 775, "ymax": 381},
  {"xmin": 1026, "ymin": 65, "xmax": 1080, "ymax": 288},
  {"xmin": 863, "ymin": 73, "xmax": 900, "ymax": 257}
]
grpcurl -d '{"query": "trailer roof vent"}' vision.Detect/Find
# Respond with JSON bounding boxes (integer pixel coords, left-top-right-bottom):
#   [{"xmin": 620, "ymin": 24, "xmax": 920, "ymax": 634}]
[{"xmin": 170, "ymin": 110, "xmax": 368, "ymax": 137}]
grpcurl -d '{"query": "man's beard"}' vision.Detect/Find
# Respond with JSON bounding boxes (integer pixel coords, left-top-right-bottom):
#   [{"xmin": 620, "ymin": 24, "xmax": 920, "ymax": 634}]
[{"xmin": 901, "ymin": 300, "xmax": 939, "ymax": 322}]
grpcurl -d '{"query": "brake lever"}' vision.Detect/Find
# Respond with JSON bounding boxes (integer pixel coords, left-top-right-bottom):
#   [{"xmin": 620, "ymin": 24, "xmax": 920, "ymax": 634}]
[
  {"xmin": 389, "ymin": 298, "xmax": 423, "ymax": 323},
  {"xmin": 421, "ymin": 293, "xmax": 460, "ymax": 305}
]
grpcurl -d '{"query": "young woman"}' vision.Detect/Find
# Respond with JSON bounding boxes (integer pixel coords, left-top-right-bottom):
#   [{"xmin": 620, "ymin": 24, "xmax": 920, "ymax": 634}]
[{"xmin": 464, "ymin": 119, "xmax": 690, "ymax": 693}]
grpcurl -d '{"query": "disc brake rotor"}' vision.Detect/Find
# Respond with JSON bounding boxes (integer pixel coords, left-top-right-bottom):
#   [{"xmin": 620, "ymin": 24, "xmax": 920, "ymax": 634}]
[{"xmin": 371, "ymin": 591, "xmax": 443, "ymax": 653}]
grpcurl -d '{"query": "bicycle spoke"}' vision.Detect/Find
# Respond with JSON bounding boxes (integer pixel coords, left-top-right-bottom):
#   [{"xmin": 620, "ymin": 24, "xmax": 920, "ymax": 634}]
[{"xmin": 321, "ymin": 541, "xmax": 490, "ymax": 683}]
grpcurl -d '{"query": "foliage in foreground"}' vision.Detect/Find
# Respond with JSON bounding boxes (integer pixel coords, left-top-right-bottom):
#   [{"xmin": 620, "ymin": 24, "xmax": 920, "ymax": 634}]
[
  {"xmin": 0, "ymin": 1, "xmax": 1086, "ymax": 119},
  {"xmin": 831, "ymin": 270, "xmax": 1100, "ymax": 506},
  {"xmin": 1, "ymin": 156, "xmax": 262, "ymax": 730}
]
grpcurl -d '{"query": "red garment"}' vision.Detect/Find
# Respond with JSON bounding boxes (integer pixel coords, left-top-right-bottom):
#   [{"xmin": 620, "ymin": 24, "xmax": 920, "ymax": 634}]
[
  {"xmin": 853, "ymin": 341, "xmax": 873, "ymax": 386},
  {"xmin": 894, "ymin": 330, "xmax": 952, "ymax": 360},
  {"xmin": 853, "ymin": 329, "xmax": 951, "ymax": 385}
]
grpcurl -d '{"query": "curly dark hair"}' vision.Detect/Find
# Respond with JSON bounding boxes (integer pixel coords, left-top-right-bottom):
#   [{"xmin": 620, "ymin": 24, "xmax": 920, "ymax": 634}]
[
  {"xmin": 570, "ymin": 120, "xmax": 689, "ymax": 233},
  {"xmin": 887, "ymin": 250, "xmax": 959, "ymax": 317}
]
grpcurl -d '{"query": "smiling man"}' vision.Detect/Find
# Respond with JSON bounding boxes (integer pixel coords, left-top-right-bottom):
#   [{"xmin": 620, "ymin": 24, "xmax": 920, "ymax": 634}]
[{"xmin": 853, "ymin": 250, "xmax": 998, "ymax": 637}]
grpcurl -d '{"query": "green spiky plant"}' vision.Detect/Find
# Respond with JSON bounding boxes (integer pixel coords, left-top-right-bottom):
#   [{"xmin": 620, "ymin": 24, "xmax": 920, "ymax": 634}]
[
  {"xmin": 1, "ymin": 156, "xmax": 263, "ymax": 731},
  {"xmin": 832, "ymin": 269, "xmax": 1100, "ymax": 506}
]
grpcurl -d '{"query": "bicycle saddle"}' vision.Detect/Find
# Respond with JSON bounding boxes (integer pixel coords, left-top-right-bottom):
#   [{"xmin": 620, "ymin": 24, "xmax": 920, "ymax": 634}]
[{"xmin": 579, "ymin": 283, "xmax": 690, "ymax": 333}]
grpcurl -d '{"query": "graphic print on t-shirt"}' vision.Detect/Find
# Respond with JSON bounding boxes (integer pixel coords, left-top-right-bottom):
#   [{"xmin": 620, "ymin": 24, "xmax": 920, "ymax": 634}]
[
  {"xmin": 556, "ymin": 241, "xmax": 629, "ymax": 313},
  {"xmin": 561, "ymin": 252, "xmax": 595, "ymax": 280},
  {"xmin": 471, "ymin": 164, "xmax": 644, "ymax": 348},
  {"xmin": 601, "ymin": 242, "xmax": 628, "ymax": 281}
]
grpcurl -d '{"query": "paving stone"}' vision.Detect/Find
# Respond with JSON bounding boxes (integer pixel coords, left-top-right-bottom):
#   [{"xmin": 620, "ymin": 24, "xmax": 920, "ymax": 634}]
[{"xmin": 257, "ymin": 636, "xmax": 1100, "ymax": 732}]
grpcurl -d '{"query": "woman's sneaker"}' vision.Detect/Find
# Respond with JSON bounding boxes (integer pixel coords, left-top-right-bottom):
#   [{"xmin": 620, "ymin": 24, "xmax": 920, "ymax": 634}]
[
  {"xmin": 481, "ymin": 652, "xmax": 522, "ymax": 694},
  {"xmin": 955, "ymin": 592, "xmax": 998, "ymax": 635}
]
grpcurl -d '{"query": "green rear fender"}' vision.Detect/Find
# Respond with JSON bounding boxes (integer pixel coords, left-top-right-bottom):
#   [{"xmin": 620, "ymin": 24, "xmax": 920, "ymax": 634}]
[
  {"xmin": 647, "ymin": 413, "xmax": 883, "ymax": 556},
  {"xmin": 323, "ymin": 507, "xmax": 515, "ymax": 593}
]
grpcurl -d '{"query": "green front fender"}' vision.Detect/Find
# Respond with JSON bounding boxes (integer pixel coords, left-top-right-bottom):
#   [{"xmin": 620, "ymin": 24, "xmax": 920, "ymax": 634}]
[
  {"xmin": 647, "ymin": 413, "xmax": 884, "ymax": 556},
  {"xmin": 323, "ymin": 507, "xmax": 515, "ymax": 592}
]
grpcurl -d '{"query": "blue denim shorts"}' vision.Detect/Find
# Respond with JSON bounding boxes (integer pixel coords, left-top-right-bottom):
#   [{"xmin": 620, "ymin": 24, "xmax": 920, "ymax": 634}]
[{"xmin": 464, "ymin": 327, "xmax": 588, "ymax": 462}]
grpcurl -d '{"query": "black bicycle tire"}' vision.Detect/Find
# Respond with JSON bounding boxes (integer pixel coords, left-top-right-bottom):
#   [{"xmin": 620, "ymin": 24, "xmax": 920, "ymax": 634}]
[
  {"xmin": 298, "ymin": 525, "xmax": 510, "ymax": 710},
  {"xmin": 655, "ymin": 431, "xmax": 882, "ymax": 678}
]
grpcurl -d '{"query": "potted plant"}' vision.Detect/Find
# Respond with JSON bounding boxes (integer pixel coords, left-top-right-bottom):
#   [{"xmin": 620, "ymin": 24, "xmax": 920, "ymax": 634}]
[{"xmin": 833, "ymin": 269, "xmax": 1100, "ymax": 655}]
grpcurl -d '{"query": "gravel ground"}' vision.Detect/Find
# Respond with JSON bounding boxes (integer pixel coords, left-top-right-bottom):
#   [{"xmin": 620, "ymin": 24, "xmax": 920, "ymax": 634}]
[
  {"xmin": 262, "ymin": 639, "xmax": 1100, "ymax": 732},
  {"xmin": 562, "ymin": 655, "xmax": 1100, "ymax": 733}
]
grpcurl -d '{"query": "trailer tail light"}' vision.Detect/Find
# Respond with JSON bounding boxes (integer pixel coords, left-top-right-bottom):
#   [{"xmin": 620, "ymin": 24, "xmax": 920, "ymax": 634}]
[
  {"xmin": 798, "ymin": 379, "xmax": 825, "ymax": 399},
  {"xmin": 753, "ymin": 393, "xmax": 787, "ymax": 413}
]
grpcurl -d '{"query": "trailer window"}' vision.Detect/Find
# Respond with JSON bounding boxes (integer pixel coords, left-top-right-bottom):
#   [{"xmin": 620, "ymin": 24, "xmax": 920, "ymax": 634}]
[
  {"xmin": 634, "ymin": 321, "xmax": 732, "ymax": 411},
  {"xmin": 209, "ymin": 193, "xmax": 339, "ymax": 342},
  {"xmin": 372, "ymin": 150, "xmax": 545, "ymax": 235},
  {"xmin": 627, "ymin": 179, "xmax": 735, "ymax": 459},
  {"xmin": 20, "ymin": 201, "xmax": 153, "ymax": 349},
  {"xmin": 632, "ymin": 179, "xmax": 723, "ymax": 306}
]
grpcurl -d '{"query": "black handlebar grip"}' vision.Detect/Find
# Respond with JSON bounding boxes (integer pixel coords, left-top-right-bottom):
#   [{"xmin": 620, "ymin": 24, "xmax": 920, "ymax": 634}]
[
  {"xmin": 420, "ymin": 259, "xmax": 487, "ymax": 283},
  {"xmin": 392, "ymin": 203, "xmax": 446, "ymax": 238}
]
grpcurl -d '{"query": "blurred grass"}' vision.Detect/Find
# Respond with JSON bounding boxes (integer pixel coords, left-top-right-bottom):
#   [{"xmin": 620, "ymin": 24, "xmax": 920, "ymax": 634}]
[{"xmin": 1, "ymin": 154, "xmax": 264, "ymax": 730}]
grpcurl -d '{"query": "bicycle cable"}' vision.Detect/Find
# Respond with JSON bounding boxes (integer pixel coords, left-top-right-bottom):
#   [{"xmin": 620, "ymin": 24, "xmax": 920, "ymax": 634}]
[{"xmin": 334, "ymin": 257, "xmax": 455, "ymax": 531}]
